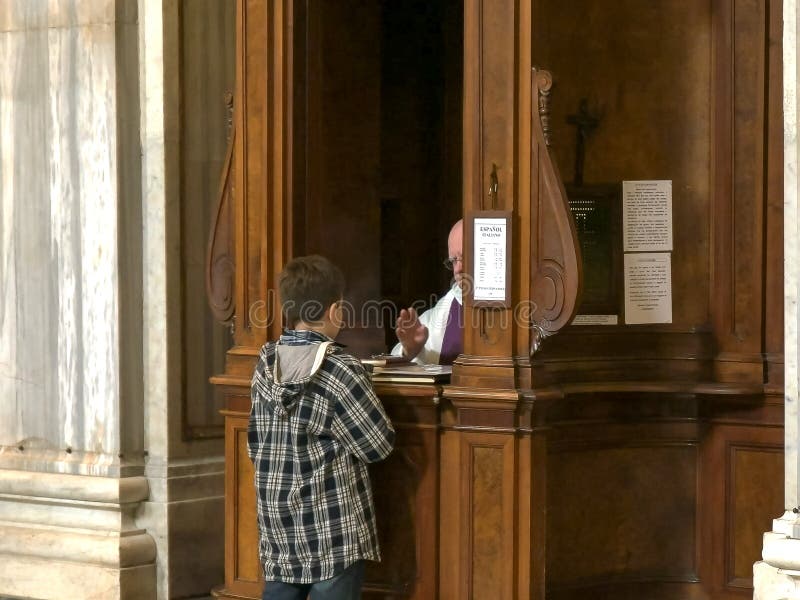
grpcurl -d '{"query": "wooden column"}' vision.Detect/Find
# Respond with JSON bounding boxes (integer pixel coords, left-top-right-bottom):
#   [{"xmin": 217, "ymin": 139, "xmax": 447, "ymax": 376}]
[
  {"xmin": 710, "ymin": 0, "xmax": 770, "ymax": 383},
  {"xmin": 209, "ymin": 1, "xmax": 295, "ymax": 598},
  {"xmin": 440, "ymin": 1, "xmax": 581, "ymax": 598}
]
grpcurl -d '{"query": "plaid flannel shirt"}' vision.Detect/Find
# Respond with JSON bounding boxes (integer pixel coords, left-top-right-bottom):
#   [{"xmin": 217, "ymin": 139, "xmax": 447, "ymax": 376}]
[{"xmin": 248, "ymin": 329, "xmax": 395, "ymax": 583}]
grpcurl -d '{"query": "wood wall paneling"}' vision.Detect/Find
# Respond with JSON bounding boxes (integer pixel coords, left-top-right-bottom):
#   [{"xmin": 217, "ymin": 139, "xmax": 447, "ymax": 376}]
[
  {"xmin": 711, "ymin": 0, "xmax": 768, "ymax": 382},
  {"xmin": 364, "ymin": 388, "xmax": 441, "ymax": 600},
  {"xmin": 180, "ymin": 0, "xmax": 235, "ymax": 439},
  {"xmin": 530, "ymin": 0, "xmax": 781, "ymax": 390},
  {"xmin": 529, "ymin": 0, "xmax": 720, "ymax": 387},
  {"xmin": 439, "ymin": 388, "xmax": 530, "ymax": 599},
  {"xmin": 532, "ymin": 0, "xmax": 712, "ymax": 329},
  {"xmin": 306, "ymin": 0, "xmax": 383, "ymax": 357},
  {"xmin": 220, "ymin": 409, "xmax": 262, "ymax": 599},
  {"xmin": 460, "ymin": 433, "xmax": 516, "ymax": 600},
  {"xmin": 730, "ymin": 444, "xmax": 783, "ymax": 586},
  {"xmin": 367, "ymin": 442, "xmax": 426, "ymax": 594},
  {"xmin": 471, "ymin": 444, "xmax": 508, "ymax": 599},
  {"xmin": 235, "ymin": 424, "xmax": 260, "ymax": 584},
  {"xmin": 547, "ymin": 444, "xmax": 698, "ymax": 586},
  {"xmin": 533, "ymin": 328, "xmax": 714, "ymax": 385},
  {"xmin": 522, "ymin": 429, "xmax": 547, "ymax": 600},
  {"xmin": 764, "ymin": 0, "xmax": 785, "ymax": 389},
  {"xmin": 700, "ymin": 422, "xmax": 784, "ymax": 598},
  {"xmin": 438, "ymin": 429, "xmax": 463, "ymax": 598}
]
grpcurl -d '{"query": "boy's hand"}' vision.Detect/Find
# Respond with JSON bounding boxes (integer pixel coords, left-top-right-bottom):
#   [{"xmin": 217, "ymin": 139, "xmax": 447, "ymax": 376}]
[{"xmin": 395, "ymin": 308, "xmax": 428, "ymax": 360}]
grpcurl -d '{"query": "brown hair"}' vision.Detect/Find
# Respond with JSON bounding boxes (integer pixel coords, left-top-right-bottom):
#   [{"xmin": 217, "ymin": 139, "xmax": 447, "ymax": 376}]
[{"xmin": 278, "ymin": 255, "xmax": 345, "ymax": 328}]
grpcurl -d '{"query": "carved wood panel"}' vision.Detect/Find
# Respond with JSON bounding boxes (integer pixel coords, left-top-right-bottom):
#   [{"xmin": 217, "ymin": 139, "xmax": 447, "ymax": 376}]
[
  {"xmin": 364, "ymin": 387, "xmax": 440, "ymax": 600},
  {"xmin": 729, "ymin": 444, "xmax": 783, "ymax": 587},
  {"xmin": 699, "ymin": 419, "xmax": 784, "ymax": 599},
  {"xmin": 764, "ymin": 0, "xmax": 785, "ymax": 389},
  {"xmin": 364, "ymin": 430, "xmax": 438, "ymax": 599},
  {"xmin": 440, "ymin": 427, "xmax": 518, "ymax": 600},
  {"xmin": 711, "ymin": 0, "xmax": 770, "ymax": 382},
  {"xmin": 181, "ymin": 0, "xmax": 235, "ymax": 439},
  {"xmin": 547, "ymin": 443, "xmax": 698, "ymax": 585},
  {"xmin": 221, "ymin": 410, "xmax": 261, "ymax": 600},
  {"xmin": 471, "ymin": 445, "xmax": 509, "ymax": 599},
  {"xmin": 234, "ymin": 425, "xmax": 259, "ymax": 583}
]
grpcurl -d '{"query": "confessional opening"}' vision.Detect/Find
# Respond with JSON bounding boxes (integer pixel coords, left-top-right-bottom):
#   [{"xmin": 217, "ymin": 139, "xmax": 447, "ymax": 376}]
[{"xmin": 291, "ymin": 0, "xmax": 463, "ymax": 358}]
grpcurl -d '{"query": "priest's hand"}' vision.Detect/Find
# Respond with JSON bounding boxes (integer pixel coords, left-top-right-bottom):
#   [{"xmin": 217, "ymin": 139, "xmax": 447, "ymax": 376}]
[{"xmin": 395, "ymin": 308, "xmax": 428, "ymax": 360}]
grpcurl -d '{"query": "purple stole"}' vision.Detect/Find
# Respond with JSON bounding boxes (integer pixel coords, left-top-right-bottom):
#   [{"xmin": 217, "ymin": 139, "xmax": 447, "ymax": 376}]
[{"xmin": 439, "ymin": 298, "xmax": 463, "ymax": 365}]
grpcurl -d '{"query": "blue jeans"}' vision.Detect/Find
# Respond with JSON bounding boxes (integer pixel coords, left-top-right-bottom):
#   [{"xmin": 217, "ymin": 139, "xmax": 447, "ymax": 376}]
[{"xmin": 261, "ymin": 561, "xmax": 365, "ymax": 600}]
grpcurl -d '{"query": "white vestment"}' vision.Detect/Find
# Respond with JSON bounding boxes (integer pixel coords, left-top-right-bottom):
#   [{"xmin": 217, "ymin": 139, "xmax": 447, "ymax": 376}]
[{"xmin": 391, "ymin": 285, "xmax": 462, "ymax": 365}]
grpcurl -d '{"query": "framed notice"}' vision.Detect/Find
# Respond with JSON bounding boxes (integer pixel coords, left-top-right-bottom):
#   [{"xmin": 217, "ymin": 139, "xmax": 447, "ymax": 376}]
[{"xmin": 469, "ymin": 211, "xmax": 512, "ymax": 307}]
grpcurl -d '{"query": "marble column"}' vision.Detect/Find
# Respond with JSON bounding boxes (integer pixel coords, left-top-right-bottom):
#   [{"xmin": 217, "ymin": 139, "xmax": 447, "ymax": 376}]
[
  {"xmin": 0, "ymin": 0, "xmax": 154, "ymax": 598},
  {"xmin": 1, "ymin": 0, "xmax": 227, "ymax": 598},
  {"xmin": 755, "ymin": 0, "xmax": 800, "ymax": 597},
  {"xmin": 136, "ymin": 0, "xmax": 226, "ymax": 597}
]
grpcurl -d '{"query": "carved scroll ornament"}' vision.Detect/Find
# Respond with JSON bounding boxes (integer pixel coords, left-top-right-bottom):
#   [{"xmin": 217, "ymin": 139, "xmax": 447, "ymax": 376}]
[
  {"xmin": 205, "ymin": 93, "xmax": 236, "ymax": 325},
  {"xmin": 529, "ymin": 68, "xmax": 583, "ymax": 355}
]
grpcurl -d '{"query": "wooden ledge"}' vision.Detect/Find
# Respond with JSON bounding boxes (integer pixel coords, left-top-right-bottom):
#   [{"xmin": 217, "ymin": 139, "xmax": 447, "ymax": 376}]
[{"xmin": 534, "ymin": 380, "xmax": 767, "ymax": 398}]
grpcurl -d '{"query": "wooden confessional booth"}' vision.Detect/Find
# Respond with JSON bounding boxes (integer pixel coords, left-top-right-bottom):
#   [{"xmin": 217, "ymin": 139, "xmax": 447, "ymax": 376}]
[{"xmin": 207, "ymin": 1, "xmax": 784, "ymax": 598}]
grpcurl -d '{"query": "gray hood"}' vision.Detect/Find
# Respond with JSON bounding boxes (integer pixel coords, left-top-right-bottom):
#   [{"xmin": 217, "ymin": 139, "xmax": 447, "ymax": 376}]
[{"xmin": 252, "ymin": 340, "xmax": 334, "ymax": 417}]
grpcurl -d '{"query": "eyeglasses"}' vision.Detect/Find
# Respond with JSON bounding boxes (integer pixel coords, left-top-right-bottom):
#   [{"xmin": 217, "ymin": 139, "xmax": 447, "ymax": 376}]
[{"xmin": 443, "ymin": 256, "xmax": 463, "ymax": 270}]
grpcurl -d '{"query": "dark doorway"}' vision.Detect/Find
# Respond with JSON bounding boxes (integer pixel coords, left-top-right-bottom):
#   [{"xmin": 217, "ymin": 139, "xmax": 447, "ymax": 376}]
[{"xmin": 292, "ymin": 0, "xmax": 463, "ymax": 357}]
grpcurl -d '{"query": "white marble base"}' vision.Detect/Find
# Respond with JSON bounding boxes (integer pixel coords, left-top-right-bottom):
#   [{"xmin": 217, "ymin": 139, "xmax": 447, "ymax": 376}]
[
  {"xmin": 137, "ymin": 457, "xmax": 224, "ymax": 599},
  {"xmin": 755, "ymin": 526, "xmax": 800, "ymax": 600},
  {"xmin": 0, "ymin": 469, "xmax": 155, "ymax": 599},
  {"xmin": 0, "ymin": 555, "xmax": 154, "ymax": 600},
  {"xmin": 755, "ymin": 560, "xmax": 800, "ymax": 600}
]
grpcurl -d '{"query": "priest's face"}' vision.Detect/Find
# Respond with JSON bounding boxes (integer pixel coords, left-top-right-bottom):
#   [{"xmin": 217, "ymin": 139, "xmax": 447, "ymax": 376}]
[{"xmin": 448, "ymin": 220, "xmax": 464, "ymax": 288}]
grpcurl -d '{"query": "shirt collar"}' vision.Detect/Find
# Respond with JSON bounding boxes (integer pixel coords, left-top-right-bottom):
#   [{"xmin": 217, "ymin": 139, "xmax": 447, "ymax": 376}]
[{"xmin": 452, "ymin": 283, "xmax": 463, "ymax": 304}]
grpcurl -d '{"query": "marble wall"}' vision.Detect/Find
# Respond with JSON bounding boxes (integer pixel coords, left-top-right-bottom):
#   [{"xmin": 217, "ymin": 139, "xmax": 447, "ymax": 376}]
[
  {"xmin": 783, "ymin": 0, "xmax": 800, "ymax": 514},
  {"xmin": 139, "ymin": 0, "xmax": 228, "ymax": 596},
  {"xmin": 0, "ymin": 0, "xmax": 230, "ymax": 596},
  {"xmin": 0, "ymin": 0, "xmax": 141, "ymax": 468}
]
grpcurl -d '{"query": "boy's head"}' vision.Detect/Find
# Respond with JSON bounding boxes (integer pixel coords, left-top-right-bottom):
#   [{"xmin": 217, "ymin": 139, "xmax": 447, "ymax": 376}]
[{"xmin": 278, "ymin": 255, "xmax": 345, "ymax": 336}]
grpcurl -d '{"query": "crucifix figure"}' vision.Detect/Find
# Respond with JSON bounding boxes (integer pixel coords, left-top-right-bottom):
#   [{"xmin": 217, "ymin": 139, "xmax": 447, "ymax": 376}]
[{"xmin": 566, "ymin": 98, "xmax": 600, "ymax": 186}]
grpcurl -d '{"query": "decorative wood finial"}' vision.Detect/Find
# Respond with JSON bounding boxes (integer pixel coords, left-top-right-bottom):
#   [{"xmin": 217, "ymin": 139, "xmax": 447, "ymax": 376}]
[{"xmin": 535, "ymin": 70, "xmax": 553, "ymax": 147}]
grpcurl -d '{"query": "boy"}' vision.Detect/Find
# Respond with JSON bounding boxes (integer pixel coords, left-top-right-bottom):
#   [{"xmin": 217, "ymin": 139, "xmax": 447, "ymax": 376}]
[{"xmin": 248, "ymin": 255, "xmax": 395, "ymax": 600}]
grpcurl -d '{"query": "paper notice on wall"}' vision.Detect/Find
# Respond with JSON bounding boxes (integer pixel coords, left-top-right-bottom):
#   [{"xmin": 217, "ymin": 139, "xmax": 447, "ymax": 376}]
[
  {"xmin": 473, "ymin": 217, "xmax": 508, "ymax": 302},
  {"xmin": 624, "ymin": 253, "xmax": 672, "ymax": 324},
  {"xmin": 623, "ymin": 180, "xmax": 673, "ymax": 252},
  {"xmin": 572, "ymin": 314, "xmax": 619, "ymax": 325}
]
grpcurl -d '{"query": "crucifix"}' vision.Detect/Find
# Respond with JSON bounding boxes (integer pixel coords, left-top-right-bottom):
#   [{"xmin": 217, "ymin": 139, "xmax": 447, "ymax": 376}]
[{"xmin": 566, "ymin": 98, "xmax": 600, "ymax": 186}]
